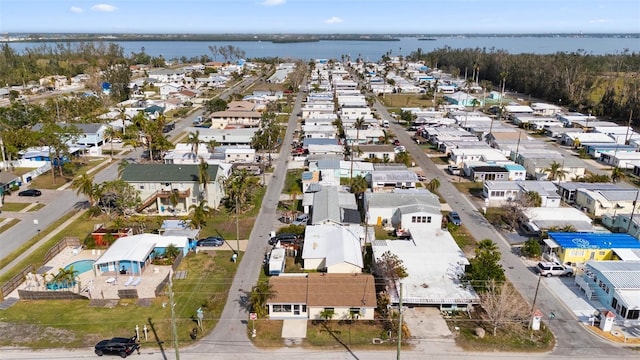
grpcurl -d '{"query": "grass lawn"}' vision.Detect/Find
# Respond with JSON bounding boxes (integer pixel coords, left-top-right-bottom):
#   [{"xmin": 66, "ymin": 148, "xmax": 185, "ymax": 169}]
[
  {"xmin": 29, "ymin": 159, "xmax": 106, "ymax": 190},
  {"xmin": 373, "ymin": 225, "xmax": 395, "ymax": 240},
  {"xmin": 380, "ymin": 94, "xmax": 433, "ymax": 108},
  {"xmin": 448, "ymin": 224, "xmax": 476, "ymax": 257},
  {"xmin": 251, "ymin": 319, "xmax": 398, "ymax": 350},
  {"xmin": 429, "ymin": 155, "xmax": 450, "ymax": 165},
  {"xmin": 446, "ymin": 313, "xmax": 554, "ymax": 352},
  {"xmin": 28, "ymin": 204, "xmax": 46, "ymax": 212},
  {"xmin": 9, "ymin": 167, "xmax": 37, "ymax": 176},
  {"xmin": 0, "ymin": 251, "xmax": 238, "ymax": 349},
  {"xmin": 0, "ymin": 202, "xmax": 30, "ymax": 212},
  {"xmin": 452, "ymin": 181, "xmax": 484, "ymax": 198},
  {"xmin": 0, "ymin": 219, "xmax": 20, "ymax": 234},
  {"xmin": 199, "ymin": 185, "xmax": 266, "ymax": 240}
]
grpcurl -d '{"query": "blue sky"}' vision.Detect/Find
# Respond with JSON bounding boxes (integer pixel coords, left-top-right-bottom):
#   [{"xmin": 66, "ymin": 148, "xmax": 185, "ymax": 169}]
[{"xmin": 1, "ymin": 0, "xmax": 639, "ymax": 34}]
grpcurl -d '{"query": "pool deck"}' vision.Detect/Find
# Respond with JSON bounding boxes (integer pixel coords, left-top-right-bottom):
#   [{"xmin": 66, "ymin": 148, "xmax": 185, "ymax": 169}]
[{"xmin": 10, "ymin": 247, "xmax": 172, "ymax": 301}]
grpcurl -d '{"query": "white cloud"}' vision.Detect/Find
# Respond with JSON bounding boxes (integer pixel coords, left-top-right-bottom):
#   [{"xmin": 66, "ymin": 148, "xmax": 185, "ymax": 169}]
[
  {"xmin": 91, "ymin": 4, "xmax": 118, "ymax": 12},
  {"xmin": 324, "ymin": 16, "xmax": 343, "ymax": 24},
  {"xmin": 70, "ymin": 6, "xmax": 83, "ymax": 13},
  {"xmin": 261, "ymin": 0, "xmax": 286, "ymax": 6}
]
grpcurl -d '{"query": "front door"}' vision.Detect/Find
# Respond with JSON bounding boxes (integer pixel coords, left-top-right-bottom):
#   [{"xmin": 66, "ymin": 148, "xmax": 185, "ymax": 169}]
[{"xmin": 294, "ymin": 305, "xmax": 300, "ymax": 315}]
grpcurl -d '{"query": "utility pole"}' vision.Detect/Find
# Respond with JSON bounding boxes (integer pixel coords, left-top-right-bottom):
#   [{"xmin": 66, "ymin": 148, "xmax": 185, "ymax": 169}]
[
  {"xmin": 168, "ymin": 279, "xmax": 180, "ymax": 360},
  {"xmin": 529, "ymin": 274, "xmax": 542, "ymax": 329},
  {"xmin": 236, "ymin": 195, "xmax": 240, "ymax": 256},
  {"xmin": 627, "ymin": 190, "xmax": 639, "ymax": 233},
  {"xmin": 396, "ymin": 282, "xmax": 403, "ymax": 360},
  {"xmin": 0, "ymin": 135, "xmax": 7, "ymax": 171}
]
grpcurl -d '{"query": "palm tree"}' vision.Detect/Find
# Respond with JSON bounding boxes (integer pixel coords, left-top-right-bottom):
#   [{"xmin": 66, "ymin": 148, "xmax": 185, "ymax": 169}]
[
  {"xmin": 164, "ymin": 244, "xmax": 180, "ymax": 260},
  {"xmin": 351, "ymin": 117, "xmax": 366, "ymax": 181},
  {"xmin": 118, "ymin": 106, "xmax": 128, "ymax": 135},
  {"xmin": 187, "ymin": 130, "xmax": 201, "ymax": 162},
  {"xmin": 207, "ymin": 139, "xmax": 219, "ymax": 154},
  {"xmin": 523, "ymin": 190, "xmax": 542, "ymax": 207},
  {"xmin": 543, "ymin": 161, "xmax": 568, "ymax": 181},
  {"xmin": 198, "ymin": 159, "xmax": 211, "ymax": 197},
  {"xmin": 189, "ymin": 200, "xmax": 210, "ymax": 229},
  {"xmin": 103, "ymin": 127, "xmax": 120, "ymax": 160},
  {"xmin": 288, "ymin": 185, "xmax": 302, "ymax": 217},
  {"xmin": 117, "ymin": 159, "xmax": 129, "ymax": 178},
  {"xmin": 426, "ymin": 178, "xmax": 441, "ymax": 193},
  {"xmin": 71, "ymin": 172, "xmax": 96, "ymax": 206},
  {"xmin": 249, "ymin": 280, "xmax": 276, "ymax": 319},
  {"xmin": 611, "ymin": 167, "xmax": 626, "ymax": 183}
]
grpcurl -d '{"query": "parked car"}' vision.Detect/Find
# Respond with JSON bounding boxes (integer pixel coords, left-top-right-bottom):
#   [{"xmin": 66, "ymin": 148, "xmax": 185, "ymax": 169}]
[
  {"xmin": 268, "ymin": 233, "xmax": 299, "ymax": 246},
  {"xmin": 447, "ymin": 165, "xmax": 461, "ymax": 175},
  {"xmin": 18, "ymin": 189, "xmax": 42, "ymax": 197},
  {"xmin": 519, "ymin": 222, "xmax": 541, "ymax": 237},
  {"xmin": 94, "ymin": 336, "xmax": 140, "ymax": 357},
  {"xmin": 536, "ymin": 262, "xmax": 574, "ymax": 277},
  {"xmin": 197, "ymin": 236, "xmax": 224, "ymax": 247},
  {"xmin": 291, "ymin": 214, "xmax": 309, "ymax": 226},
  {"xmin": 447, "ymin": 211, "xmax": 462, "ymax": 226}
]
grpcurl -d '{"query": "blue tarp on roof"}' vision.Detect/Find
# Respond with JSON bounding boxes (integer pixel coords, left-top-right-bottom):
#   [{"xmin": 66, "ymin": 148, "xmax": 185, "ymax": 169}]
[{"xmin": 548, "ymin": 232, "xmax": 640, "ymax": 249}]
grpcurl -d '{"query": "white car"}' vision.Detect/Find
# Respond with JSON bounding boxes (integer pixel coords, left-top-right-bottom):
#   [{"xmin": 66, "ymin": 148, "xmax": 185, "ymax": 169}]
[
  {"xmin": 536, "ymin": 262, "xmax": 574, "ymax": 277},
  {"xmin": 291, "ymin": 214, "xmax": 309, "ymax": 226},
  {"xmin": 110, "ymin": 138, "xmax": 123, "ymax": 143}
]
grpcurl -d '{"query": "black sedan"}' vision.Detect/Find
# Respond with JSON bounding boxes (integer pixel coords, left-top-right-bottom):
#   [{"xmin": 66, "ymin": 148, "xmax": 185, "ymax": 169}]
[
  {"xmin": 197, "ymin": 236, "xmax": 224, "ymax": 247},
  {"xmin": 18, "ymin": 189, "xmax": 42, "ymax": 197},
  {"xmin": 95, "ymin": 336, "xmax": 140, "ymax": 358}
]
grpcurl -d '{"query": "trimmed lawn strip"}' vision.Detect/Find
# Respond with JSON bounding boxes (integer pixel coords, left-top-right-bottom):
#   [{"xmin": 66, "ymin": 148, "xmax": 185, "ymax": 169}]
[
  {"xmin": 28, "ymin": 204, "xmax": 46, "ymax": 212},
  {"xmin": 0, "ymin": 219, "xmax": 20, "ymax": 234},
  {"xmin": 0, "ymin": 202, "xmax": 30, "ymax": 212}
]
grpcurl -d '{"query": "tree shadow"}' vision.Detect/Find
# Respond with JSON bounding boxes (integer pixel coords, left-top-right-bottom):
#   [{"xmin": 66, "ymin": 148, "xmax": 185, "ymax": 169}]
[{"xmin": 320, "ymin": 321, "xmax": 360, "ymax": 360}]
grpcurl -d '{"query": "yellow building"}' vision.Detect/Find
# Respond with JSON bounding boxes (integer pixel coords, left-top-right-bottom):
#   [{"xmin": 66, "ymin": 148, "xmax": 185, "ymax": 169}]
[{"xmin": 543, "ymin": 232, "xmax": 640, "ymax": 265}]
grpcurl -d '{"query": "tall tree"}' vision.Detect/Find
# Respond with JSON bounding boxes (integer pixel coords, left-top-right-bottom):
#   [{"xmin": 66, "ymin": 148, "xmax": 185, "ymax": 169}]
[
  {"xmin": 189, "ymin": 200, "xmax": 211, "ymax": 229},
  {"xmin": 71, "ymin": 172, "xmax": 96, "ymax": 206},
  {"xmin": 198, "ymin": 159, "xmax": 211, "ymax": 197},
  {"xmin": 464, "ymin": 239, "xmax": 505, "ymax": 291},
  {"xmin": 187, "ymin": 130, "xmax": 201, "ymax": 161},
  {"xmin": 611, "ymin": 167, "xmax": 626, "ymax": 184},
  {"xmin": 249, "ymin": 280, "xmax": 276, "ymax": 319},
  {"xmin": 481, "ymin": 280, "xmax": 529, "ymax": 336},
  {"xmin": 426, "ymin": 178, "xmax": 441, "ymax": 193},
  {"xmin": 543, "ymin": 161, "xmax": 568, "ymax": 181}
]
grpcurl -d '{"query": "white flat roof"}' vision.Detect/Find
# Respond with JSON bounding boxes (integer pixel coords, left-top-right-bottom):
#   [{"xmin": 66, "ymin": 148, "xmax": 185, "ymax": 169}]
[{"xmin": 372, "ymin": 228, "xmax": 478, "ymax": 305}]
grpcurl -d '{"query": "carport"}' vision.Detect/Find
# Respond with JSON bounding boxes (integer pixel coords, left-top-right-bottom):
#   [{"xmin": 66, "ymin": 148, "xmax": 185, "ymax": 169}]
[{"xmin": 542, "ymin": 238, "xmax": 560, "ymax": 262}]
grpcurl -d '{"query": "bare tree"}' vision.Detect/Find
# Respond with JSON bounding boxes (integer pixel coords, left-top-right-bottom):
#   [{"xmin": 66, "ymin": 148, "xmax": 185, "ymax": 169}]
[{"xmin": 480, "ymin": 280, "xmax": 529, "ymax": 336}]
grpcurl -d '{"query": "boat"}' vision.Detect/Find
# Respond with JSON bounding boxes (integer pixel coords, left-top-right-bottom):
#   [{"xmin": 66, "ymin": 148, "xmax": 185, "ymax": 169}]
[{"xmin": 418, "ymin": 37, "xmax": 437, "ymax": 41}]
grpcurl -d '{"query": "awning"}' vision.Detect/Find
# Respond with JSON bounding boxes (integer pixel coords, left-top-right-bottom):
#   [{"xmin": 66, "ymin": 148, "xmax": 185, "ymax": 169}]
[{"xmin": 543, "ymin": 238, "xmax": 559, "ymax": 249}]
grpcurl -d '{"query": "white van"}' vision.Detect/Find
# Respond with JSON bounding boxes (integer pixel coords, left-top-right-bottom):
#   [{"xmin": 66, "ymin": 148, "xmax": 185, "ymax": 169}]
[{"xmin": 382, "ymin": 120, "xmax": 390, "ymax": 128}]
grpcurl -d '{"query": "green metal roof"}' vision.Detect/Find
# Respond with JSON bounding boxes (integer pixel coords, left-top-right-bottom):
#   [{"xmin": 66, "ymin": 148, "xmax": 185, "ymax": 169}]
[{"xmin": 121, "ymin": 164, "xmax": 218, "ymax": 183}]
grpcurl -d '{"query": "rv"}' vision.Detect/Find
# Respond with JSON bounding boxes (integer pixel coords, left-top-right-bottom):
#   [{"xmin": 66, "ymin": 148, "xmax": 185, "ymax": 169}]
[{"xmin": 268, "ymin": 248, "xmax": 286, "ymax": 276}]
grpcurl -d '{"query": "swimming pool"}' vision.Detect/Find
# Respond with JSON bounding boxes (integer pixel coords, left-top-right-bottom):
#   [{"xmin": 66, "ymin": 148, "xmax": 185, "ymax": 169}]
[{"xmin": 64, "ymin": 259, "xmax": 95, "ymax": 275}]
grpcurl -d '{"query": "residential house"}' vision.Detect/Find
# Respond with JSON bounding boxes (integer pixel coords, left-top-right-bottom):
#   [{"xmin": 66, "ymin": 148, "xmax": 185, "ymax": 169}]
[
  {"xmin": 371, "ymin": 226, "xmax": 478, "ymax": 309},
  {"xmin": 575, "ymin": 261, "xmax": 640, "ymax": 324},
  {"xmin": 575, "ymin": 187, "xmax": 639, "ymax": 217},
  {"xmin": 482, "ymin": 180, "xmax": 561, "ymax": 207},
  {"xmin": 444, "ymin": 91, "xmax": 481, "ymax": 107},
  {"xmin": 469, "ymin": 165, "xmax": 510, "ymax": 182},
  {"xmin": 311, "ymin": 159, "xmax": 374, "ymax": 180},
  {"xmin": 543, "ymin": 232, "xmax": 640, "ymax": 265},
  {"xmin": 556, "ymin": 182, "xmax": 633, "ymax": 204},
  {"xmin": 370, "ymin": 164, "xmax": 419, "ymax": 192},
  {"xmin": 302, "ymin": 224, "xmax": 364, "ymax": 273},
  {"xmin": 522, "ymin": 207, "xmax": 595, "ymax": 233},
  {"xmin": 193, "ymin": 127, "xmax": 259, "ymax": 146},
  {"xmin": 0, "ymin": 171, "xmax": 21, "ymax": 195},
  {"xmin": 121, "ymin": 164, "xmax": 227, "ymax": 215},
  {"xmin": 358, "ymin": 145, "xmax": 396, "ymax": 162},
  {"xmin": 306, "ymin": 186, "xmax": 360, "ymax": 225},
  {"xmin": 365, "ymin": 191, "xmax": 441, "ymax": 232},
  {"xmin": 93, "ymin": 233, "xmax": 190, "ymax": 276},
  {"xmin": 267, "ymin": 273, "xmax": 377, "ymax": 320},
  {"xmin": 602, "ymin": 213, "xmax": 640, "ymax": 239},
  {"xmin": 208, "ymin": 109, "xmax": 262, "ymax": 129}
]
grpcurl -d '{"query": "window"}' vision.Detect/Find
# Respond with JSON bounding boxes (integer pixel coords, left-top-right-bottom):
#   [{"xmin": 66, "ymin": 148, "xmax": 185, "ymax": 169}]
[
  {"xmin": 427, "ymin": 216, "xmax": 432, "ymax": 223},
  {"xmin": 272, "ymin": 305, "xmax": 292, "ymax": 313},
  {"xmin": 628, "ymin": 309, "xmax": 640, "ymax": 320},
  {"xmin": 139, "ymin": 185, "xmax": 145, "ymax": 190},
  {"xmin": 349, "ymin": 308, "xmax": 361, "ymax": 318},
  {"xmin": 612, "ymin": 297, "xmax": 618, "ymax": 309}
]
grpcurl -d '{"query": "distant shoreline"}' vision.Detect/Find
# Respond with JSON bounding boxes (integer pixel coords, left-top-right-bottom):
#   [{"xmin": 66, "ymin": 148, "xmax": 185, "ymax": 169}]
[{"xmin": 2, "ymin": 33, "xmax": 638, "ymax": 43}]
